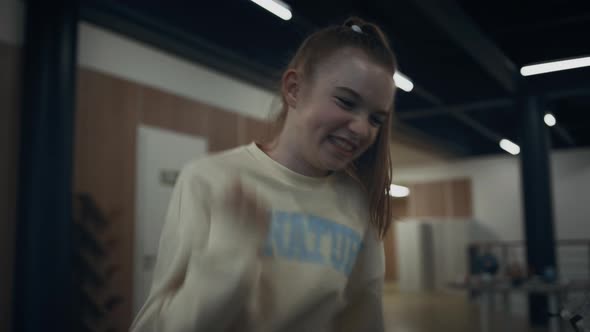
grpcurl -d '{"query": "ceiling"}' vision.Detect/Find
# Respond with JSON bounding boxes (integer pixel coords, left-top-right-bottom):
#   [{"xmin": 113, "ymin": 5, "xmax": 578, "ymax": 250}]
[{"xmin": 82, "ymin": 0, "xmax": 590, "ymax": 157}]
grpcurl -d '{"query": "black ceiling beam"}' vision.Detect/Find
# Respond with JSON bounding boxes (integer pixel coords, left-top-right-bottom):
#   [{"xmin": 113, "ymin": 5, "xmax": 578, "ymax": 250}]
[
  {"xmin": 527, "ymin": 65, "xmax": 590, "ymax": 96},
  {"xmin": 397, "ymin": 0, "xmax": 526, "ymax": 150},
  {"xmin": 548, "ymin": 86, "xmax": 590, "ymax": 100},
  {"xmin": 554, "ymin": 125, "xmax": 576, "ymax": 147},
  {"xmin": 406, "ymin": 85, "xmax": 511, "ymax": 149},
  {"xmin": 398, "ymin": 82, "xmax": 590, "ymax": 120},
  {"xmin": 498, "ymin": 13, "xmax": 590, "ymax": 34},
  {"xmin": 409, "ymin": 0, "xmax": 518, "ymax": 93},
  {"xmin": 398, "ymin": 93, "xmax": 580, "ymax": 148},
  {"xmin": 400, "ymin": 0, "xmax": 581, "ymax": 149},
  {"xmin": 393, "ymin": 78, "xmax": 511, "ymax": 154}
]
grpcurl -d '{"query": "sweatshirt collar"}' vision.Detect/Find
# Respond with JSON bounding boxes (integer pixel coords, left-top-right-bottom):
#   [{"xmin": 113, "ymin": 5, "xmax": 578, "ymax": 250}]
[{"xmin": 245, "ymin": 142, "xmax": 337, "ymax": 189}]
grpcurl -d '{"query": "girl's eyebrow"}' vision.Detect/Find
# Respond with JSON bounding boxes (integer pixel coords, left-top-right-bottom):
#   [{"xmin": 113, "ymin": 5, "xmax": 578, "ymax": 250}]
[{"xmin": 335, "ymin": 86, "xmax": 361, "ymax": 99}]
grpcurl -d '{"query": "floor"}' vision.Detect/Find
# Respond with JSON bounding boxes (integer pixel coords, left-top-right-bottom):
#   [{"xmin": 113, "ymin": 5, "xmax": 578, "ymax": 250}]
[{"xmin": 382, "ymin": 283, "xmax": 550, "ymax": 332}]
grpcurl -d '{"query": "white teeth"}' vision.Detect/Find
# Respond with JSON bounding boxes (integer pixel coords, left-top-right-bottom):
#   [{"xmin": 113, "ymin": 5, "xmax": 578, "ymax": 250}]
[{"xmin": 331, "ymin": 137, "xmax": 355, "ymax": 152}]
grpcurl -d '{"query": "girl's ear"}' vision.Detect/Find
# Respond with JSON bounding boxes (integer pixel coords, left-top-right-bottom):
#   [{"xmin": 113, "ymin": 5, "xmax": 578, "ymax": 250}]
[{"xmin": 282, "ymin": 69, "xmax": 300, "ymax": 109}]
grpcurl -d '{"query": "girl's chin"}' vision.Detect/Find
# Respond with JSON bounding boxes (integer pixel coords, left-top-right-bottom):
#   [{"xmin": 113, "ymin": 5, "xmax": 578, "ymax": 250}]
[{"xmin": 319, "ymin": 156, "xmax": 351, "ymax": 173}]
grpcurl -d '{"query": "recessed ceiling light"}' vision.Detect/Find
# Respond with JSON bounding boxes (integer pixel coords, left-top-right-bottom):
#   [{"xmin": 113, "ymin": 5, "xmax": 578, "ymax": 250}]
[{"xmin": 544, "ymin": 113, "xmax": 556, "ymax": 127}]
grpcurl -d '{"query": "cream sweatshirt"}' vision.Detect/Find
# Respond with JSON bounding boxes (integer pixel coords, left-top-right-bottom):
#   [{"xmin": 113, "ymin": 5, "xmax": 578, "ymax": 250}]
[{"xmin": 130, "ymin": 143, "xmax": 385, "ymax": 332}]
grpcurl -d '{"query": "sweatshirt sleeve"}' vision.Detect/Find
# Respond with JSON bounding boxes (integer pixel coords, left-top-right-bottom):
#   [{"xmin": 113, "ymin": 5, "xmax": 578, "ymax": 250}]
[
  {"xmin": 333, "ymin": 227, "xmax": 386, "ymax": 332},
  {"xmin": 130, "ymin": 165, "xmax": 262, "ymax": 332}
]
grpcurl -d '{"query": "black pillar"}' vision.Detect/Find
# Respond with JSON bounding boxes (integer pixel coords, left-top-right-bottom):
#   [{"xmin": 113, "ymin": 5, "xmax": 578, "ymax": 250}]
[
  {"xmin": 13, "ymin": 1, "xmax": 78, "ymax": 331},
  {"xmin": 519, "ymin": 95, "xmax": 557, "ymax": 327}
]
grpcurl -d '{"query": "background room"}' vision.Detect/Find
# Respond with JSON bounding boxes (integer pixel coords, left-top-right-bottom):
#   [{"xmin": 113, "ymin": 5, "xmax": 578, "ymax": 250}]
[{"xmin": 2, "ymin": 0, "xmax": 590, "ymax": 331}]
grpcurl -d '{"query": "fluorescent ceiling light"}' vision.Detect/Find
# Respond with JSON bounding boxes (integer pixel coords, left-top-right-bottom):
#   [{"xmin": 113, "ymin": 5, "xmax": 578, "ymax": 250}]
[
  {"xmin": 520, "ymin": 56, "xmax": 590, "ymax": 76},
  {"xmin": 250, "ymin": 0, "xmax": 292, "ymax": 21},
  {"xmin": 393, "ymin": 72, "xmax": 414, "ymax": 92},
  {"xmin": 389, "ymin": 184, "xmax": 410, "ymax": 198},
  {"xmin": 499, "ymin": 139, "xmax": 520, "ymax": 155},
  {"xmin": 544, "ymin": 113, "xmax": 556, "ymax": 127}
]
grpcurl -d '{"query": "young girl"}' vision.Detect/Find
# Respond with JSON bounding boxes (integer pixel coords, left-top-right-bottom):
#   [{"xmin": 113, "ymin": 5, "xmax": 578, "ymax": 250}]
[{"xmin": 131, "ymin": 17, "xmax": 398, "ymax": 332}]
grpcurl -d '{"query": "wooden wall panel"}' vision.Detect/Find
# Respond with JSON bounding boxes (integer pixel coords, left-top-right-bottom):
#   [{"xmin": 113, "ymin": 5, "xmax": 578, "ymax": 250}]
[
  {"xmin": 74, "ymin": 67, "xmax": 270, "ymax": 328},
  {"xmin": 240, "ymin": 116, "xmax": 270, "ymax": 145},
  {"xmin": 384, "ymin": 224, "xmax": 397, "ymax": 281},
  {"xmin": 393, "ymin": 197, "xmax": 409, "ymax": 219},
  {"xmin": 450, "ymin": 178, "xmax": 472, "ymax": 217},
  {"xmin": 384, "ymin": 198, "xmax": 408, "ymax": 281},
  {"xmin": 410, "ymin": 181, "xmax": 447, "ymax": 217},
  {"xmin": 405, "ymin": 179, "xmax": 472, "ymax": 218},
  {"xmin": 0, "ymin": 41, "xmax": 21, "ymax": 332},
  {"xmin": 75, "ymin": 68, "xmax": 141, "ymax": 331},
  {"xmin": 141, "ymin": 86, "xmax": 209, "ymax": 138},
  {"xmin": 208, "ymin": 108, "xmax": 239, "ymax": 152}
]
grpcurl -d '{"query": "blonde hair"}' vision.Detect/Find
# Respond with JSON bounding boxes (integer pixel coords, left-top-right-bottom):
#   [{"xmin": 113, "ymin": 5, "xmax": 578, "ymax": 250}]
[{"xmin": 267, "ymin": 17, "xmax": 397, "ymax": 238}]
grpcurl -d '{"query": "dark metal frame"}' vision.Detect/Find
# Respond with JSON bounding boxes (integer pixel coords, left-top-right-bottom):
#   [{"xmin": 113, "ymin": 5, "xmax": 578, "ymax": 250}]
[
  {"xmin": 409, "ymin": 0, "xmax": 518, "ymax": 93},
  {"xmin": 14, "ymin": 1, "xmax": 79, "ymax": 331}
]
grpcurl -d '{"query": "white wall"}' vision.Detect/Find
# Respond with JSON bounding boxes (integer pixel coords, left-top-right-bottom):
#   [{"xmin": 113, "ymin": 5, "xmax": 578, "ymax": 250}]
[
  {"xmin": 134, "ymin": 125, "xmax": 208, "ymax": 314},
  {"xmin": 551, "ymin": 149, "xmax": 590, "ymax": 240},
  {"xmin": 394, "ymin": 153, "xmax": 525, "ymax": 242},
  {"xmin": 394, "ymin": 148, "xmax": 590, "ymax": 243},
  {"xmin": 395, "ymin": 148, "xmax": 590, "ymax": 317},
  {"xmin": 77, "ymin": 23, "xmax": 278, "ymax": 121},
  {"xmin": 396, "ymin": 221, "xmax": 433, "ymax": 292},
  {"xmin": 0, "ymin": 0, "xmax": 24, "ymax": 45},
  {"xmin": 396, "ymin": 219, "xmax": 469, "ymax": 292}
]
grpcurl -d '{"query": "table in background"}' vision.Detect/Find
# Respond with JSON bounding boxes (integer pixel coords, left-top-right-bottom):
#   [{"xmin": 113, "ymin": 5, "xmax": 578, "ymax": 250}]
[{"xmin": 449, "ymin": 279, "xmax": 590, "ymax": 332}]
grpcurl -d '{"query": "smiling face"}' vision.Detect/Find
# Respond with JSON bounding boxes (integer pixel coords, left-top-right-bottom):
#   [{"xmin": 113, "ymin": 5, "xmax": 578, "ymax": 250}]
[{"xmin": 283, "ymin": 47, "xmax": 395, "ymax": 176}]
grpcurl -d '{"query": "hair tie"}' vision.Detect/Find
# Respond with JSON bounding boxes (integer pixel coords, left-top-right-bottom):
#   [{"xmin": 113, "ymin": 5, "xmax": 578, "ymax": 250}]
[{"xmin": 351, "ymin": 24, "xmax": 363, "ymax": 33}]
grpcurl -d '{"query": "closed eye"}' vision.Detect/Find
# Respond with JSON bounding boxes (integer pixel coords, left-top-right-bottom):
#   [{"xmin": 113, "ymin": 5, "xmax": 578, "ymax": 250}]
[
  {"xmin": 335, "ymin": 97, "xmax": 356, "ymax": 110},
  {"xmin": 369, "ymin": 114, "xmax": 385, "ymax": 127}
]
